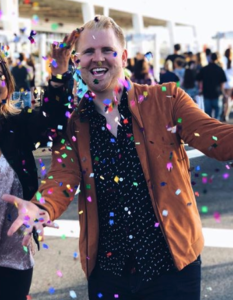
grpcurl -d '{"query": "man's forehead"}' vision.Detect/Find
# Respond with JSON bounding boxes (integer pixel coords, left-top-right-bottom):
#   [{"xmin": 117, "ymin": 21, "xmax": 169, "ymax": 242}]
[{"xmin": 77, "ymin": 28, "xmax": 120, "ymax": 50}]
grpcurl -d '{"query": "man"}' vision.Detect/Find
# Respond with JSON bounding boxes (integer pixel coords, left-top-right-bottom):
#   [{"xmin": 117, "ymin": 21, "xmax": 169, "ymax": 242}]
[
  {"xmin": 3, "ymin": 16, "xmax": 233, "ymax": 300},
  {"xmin": 11, "ymin": 53, "xmax": 32, "ymax": 108},
  {"xmin": 196, "ymin": 52, "xmax": 227, "ymax": 119},
  {"xmin": 165, "ymin": 43, "xmax": 185, "ymax": 68}
]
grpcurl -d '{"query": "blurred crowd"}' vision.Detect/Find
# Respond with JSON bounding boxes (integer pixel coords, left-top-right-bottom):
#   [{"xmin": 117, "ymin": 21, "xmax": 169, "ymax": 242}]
[
  {"xmin": 126, "ymin": 44, "xmax": 233, "ymax": 122},
  {"xmin": 7, "ymin": 44, "xmax": 233, "ymax": 123}
]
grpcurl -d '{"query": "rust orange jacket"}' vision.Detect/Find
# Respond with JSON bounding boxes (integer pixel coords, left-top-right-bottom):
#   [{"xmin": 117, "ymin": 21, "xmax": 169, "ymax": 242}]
[{"xmin": 32, "ymin": 82, "xmax": 233, "ymax": 278}]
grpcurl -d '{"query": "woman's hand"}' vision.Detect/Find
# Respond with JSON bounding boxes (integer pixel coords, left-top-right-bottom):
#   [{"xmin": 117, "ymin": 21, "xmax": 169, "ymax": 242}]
[
  {"xmin": 2, "ymin": 194, "xmax": 58, "ymax": 246},
  {"xmin": 51, "ymin": 29, "xmax": 80, "ymax": 76}
]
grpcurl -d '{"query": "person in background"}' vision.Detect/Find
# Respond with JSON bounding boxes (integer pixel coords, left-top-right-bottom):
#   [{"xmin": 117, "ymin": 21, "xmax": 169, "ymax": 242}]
[
  {"xmin": 130, "ymin": 58, "xmax": 155, "ymax": 85},
  {"xmin": 159, "ymin": 60, "xmax": 180, "ymax": 84},
  {"xmin": 205, "ymin": 48, "xmax": 212, "ymax": 64},
  {"xmin": 0, "ymin": 43, "xmax": 73, "ymax": 300},
  {"xmin": 165, "ymin": 43, "xmax": 185, "ymax": 69},
  {"xmin": 26, "ymin": 55, "xmax": 36, "ymax": 105},
  {"xmin": 194, "ymin": 52, "xmax": 208, "ymax": 74},
  {"xmin": 173, "ymin": 57, "xmax": 186, "ymax": 87},
  {"xmin": 183, "ymin": 67, "xmax": 198, "ymax": 100},
  {"xmin": 11, "ymin": 53, "xmax": 32, "ymax": 108},
  {"xmin": 222, "ymin": 48, "xmax": 233, "ymax": 121},
  {"xmin": 196, "ymin": 52, "xmax": 227, "ymax": 119}
]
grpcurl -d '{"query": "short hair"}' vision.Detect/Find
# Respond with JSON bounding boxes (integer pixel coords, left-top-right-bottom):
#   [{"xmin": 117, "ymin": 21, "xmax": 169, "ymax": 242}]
[
  {"xmin": 174, "ymin": 44, "xmax": 181, "ymax": 51},
  {"xmin": 19, "ymin": 53, "xmax": 25, "ymax": 62},
  {"xmin": 211, "ymin": 53, "xmax": 218, "ymax": 62},
  {"xmin": 76, "ymin": 15, "xmax": 125, "ymax": 49},
  {"xmin": 0, "ymin": 55, "xmax": 20, "ymax": 117},
  {"xmin": 205, "ymin": 48, "xmax": 211, "ymax": 56}
]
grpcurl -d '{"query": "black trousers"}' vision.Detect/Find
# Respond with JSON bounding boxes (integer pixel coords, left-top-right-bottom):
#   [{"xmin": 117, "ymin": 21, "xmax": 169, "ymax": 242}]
[
  {"xmin": 88, "ymin": 258, "xmax": 201, "ymax": 300},
  {"xmin": 0, "ymin": 266, "xmax": 33, "ymax": 300}
]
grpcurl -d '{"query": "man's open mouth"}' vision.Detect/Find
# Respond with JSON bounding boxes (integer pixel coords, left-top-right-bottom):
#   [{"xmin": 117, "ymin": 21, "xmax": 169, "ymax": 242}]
[{"xmin": 90, "ymin": 68, "xmax": 108, "ymax": 76}]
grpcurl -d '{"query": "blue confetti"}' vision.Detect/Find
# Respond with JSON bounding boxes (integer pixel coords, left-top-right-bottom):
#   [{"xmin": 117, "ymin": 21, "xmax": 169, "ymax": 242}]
[{"xmin": 48, "ymin": 287, "xmax": 55, "ymax": 294}]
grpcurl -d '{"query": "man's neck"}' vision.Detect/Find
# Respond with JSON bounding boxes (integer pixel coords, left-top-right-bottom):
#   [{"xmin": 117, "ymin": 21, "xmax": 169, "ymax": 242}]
[{"xmin": 92, "ymin": 87, "xmax": 124, "ymax": 115}]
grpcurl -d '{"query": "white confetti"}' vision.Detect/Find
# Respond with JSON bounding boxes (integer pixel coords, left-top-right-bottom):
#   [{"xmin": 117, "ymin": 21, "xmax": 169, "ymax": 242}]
[{"xmin": 162, "ymin": 210, "xmax": 168, "ymax": 217}]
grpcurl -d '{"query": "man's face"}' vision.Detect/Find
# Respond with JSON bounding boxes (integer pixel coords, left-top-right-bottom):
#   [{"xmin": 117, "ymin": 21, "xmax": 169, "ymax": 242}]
[{"xmin": 76, "ymin": 28, "xmax": 127, "ymax": 94}]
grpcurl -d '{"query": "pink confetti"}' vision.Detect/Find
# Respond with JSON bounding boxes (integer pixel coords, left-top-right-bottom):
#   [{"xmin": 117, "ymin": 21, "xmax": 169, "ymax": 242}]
[
  {"xmin": 57, "ymin": 158, "xmax": 62, "ymax": 163},
  {"xmin": 154, "ymin": 222, "xmax": 160, "ymax": 227},
  {"xmin": 202, "ymin": 177, "xmax": 208, "ymax": 184},
  {"xmin": 223, "ymin": 173, "xmax": 230, "ymax": 179},
  {"xmin": 72, "ymin": 136, "xmax": 76, "ymax": 142},
  {"xmin": 65, "ymin": 111, "xmax": 71, "ymax": 118},
  {"xmin": 87, "ymin": 196, "xmax": 92, "ymax": 202},
  {"xmin": 213, "ymin": 212, "xmax": 221, "ymax": 223},
  {"xmin": 226, "ymin": 165, "xmax": 230, "ymax": 170},
  {"xmin": 106, "ymin": 124, "xmax": 111, "ymax": 130},
  {"xmin": 167, "ymin": 162, "xmax": 173, "ymax": 171},
  {"xmin": 44, "ymin": 97, "xmax": 49, "ymax": 102},
  {"xmin": 130, "ymin": 100, "xmax": 135, "ymax": 107},
  {"xmin": 56, "ymin": 270, "xmax": 63, "ymax": 277}
]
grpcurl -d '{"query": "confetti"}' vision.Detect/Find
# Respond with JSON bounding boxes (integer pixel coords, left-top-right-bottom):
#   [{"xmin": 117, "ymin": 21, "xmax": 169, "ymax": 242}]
[
  {"xmin": 87, "ymin": 196, "xmax": 92, "ymax": 202},
  {"xmin": 161, "ymin": 86, "xmax": 167, "ymax": 92},
  {"xmin": 201, "ymin": 206, "xmax": 208, "ymax": 213},
  {"xmin": 43, "ymin": 243, "xmax": 49, "ymax": 249},
  {"xmin": 69, "ymin": 290, "xmax": 77, "ymax": 298},
  {"xmin": 162, "ymin": 210, "xmax": 168, "ymax": 217},
  {"xmin": 56, "ymin": 270, "xmax": 63, "ymax": 277},
  {"xmin": 213, "ymin": 212, "xmax": 221, "ymax": 223},
  {"xmin": 175, "ymin": 189, "xmax": 181, "ymax": 195},
  {"xmin": 194, "ymin": 133, "xmax": 200, "ymax": 137},
  {"xmin": 48, "ymin": 287, "xmax": 55, "ymax": 295}
]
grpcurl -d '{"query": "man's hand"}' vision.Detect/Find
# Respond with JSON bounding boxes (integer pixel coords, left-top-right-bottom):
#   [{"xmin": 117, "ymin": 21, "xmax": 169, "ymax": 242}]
[
  {"xmin": 2, "ymin": 194, "xmax": 58, "ymax": 246},
  {"xmin": 51, "ymin": 30, "xmax": 80, "ymax": 76}
]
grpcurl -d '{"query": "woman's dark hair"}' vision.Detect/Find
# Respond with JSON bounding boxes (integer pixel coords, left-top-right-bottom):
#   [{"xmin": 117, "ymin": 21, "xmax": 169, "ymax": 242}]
[
  {"xmin": 133, "ymin": 59, "xmax": 146, "ymax": 79},
  {"xmin": 225, "ymin": 48, "xmax": 232, "ymax": 69},
  {"xmin": 183, "ymin": 68, "xmax": 195, "ymax": 89}
]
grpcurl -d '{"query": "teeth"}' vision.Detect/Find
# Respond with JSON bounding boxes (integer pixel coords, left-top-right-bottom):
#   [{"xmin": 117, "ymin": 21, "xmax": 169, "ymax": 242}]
[{"xmin": 92, "ymin": 68, "xmax": 107, "ymax": 72}]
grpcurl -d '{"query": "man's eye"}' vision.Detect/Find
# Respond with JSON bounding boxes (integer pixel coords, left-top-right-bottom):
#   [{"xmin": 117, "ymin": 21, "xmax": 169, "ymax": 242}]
[{"xmin": 104, "ymin": 49, "xmax": 113, "ymax": 53}]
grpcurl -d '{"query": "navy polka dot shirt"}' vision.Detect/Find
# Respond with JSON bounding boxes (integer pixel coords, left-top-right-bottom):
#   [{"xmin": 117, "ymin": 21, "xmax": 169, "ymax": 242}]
[{"xmin": 81, "ymin": 89, "xmax": 174, "ymax": 281}]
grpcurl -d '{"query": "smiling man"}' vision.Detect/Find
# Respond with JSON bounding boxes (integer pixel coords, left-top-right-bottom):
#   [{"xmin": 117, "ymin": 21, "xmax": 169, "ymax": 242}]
[{"xmin": 3, "ymin": 15, "xmax": 233, "ymax": 300}]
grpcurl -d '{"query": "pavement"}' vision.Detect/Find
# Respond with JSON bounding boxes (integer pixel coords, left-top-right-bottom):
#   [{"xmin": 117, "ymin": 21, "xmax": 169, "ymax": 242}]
[{"xmin": 28, "ymin": 145, "xmax": 233, "ymax": 300}]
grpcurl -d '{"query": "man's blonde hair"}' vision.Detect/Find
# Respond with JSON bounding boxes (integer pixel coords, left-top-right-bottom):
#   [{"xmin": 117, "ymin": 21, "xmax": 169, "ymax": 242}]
[{"xmin": 77, "ymin": 15, "xmax": 125, "ymax": 48}]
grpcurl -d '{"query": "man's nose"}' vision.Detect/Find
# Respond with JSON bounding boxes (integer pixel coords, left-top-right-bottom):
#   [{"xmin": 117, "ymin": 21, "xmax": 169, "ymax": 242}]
[{"xmin": 93, "ymin": 50, "xmax": 105, "ymax": 62}]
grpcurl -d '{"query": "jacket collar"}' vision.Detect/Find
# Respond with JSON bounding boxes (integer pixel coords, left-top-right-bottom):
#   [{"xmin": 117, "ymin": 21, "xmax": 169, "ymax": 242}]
[{"xmin": 76, "ymin": 79, "xmax": 144, "ymax": 129}]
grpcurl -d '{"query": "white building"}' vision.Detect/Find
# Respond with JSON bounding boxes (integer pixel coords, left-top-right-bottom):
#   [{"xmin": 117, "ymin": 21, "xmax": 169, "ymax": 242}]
[{"xmin": 0, "ymin": 0, "xmax": 198, "ymax": 84}]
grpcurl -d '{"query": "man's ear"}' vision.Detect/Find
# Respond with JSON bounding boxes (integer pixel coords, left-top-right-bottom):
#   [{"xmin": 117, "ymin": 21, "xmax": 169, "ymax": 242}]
[{"xmin": 122, "ymin": 49, "xmax": 128, "ymax": 68}]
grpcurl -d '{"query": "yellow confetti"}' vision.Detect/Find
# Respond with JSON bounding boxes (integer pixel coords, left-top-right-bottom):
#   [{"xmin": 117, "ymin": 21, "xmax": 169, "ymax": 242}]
[
  {"xmin": 194, "ymin": 133, "xmax": 200, "ymax": 137},
  {"xmin": 35, "ymin": 142, "xmax": 40, "ymax": 149},
  {"xmin": 38, "ymin": 236, "xmax": 42, "ymax": 242},
  {"xmin": 14, "ymin": 201, "xmax": 18, "ymax": 208},
  {"xmin": 79, "ymin": 210, "xmax": 83, "ymax": 215},
  {"xmin": 114, "ymin": 176, "xmax": 119, "ymax": 183},
  {"xmin": 100, "ymin": 176, "xmax": 105, "ymax": 180},
  {"xmin": 27, "ymin": 108, "xmax": 32, "ymax": 113},
  {"xmin": 56, "ymin": 74, "xmax": 62, "ymax": 79}
]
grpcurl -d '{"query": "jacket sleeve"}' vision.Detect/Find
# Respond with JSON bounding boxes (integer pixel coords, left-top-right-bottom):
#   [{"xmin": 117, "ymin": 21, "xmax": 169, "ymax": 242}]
[
  {"xmin": 171, "ymin": 83, "xmax": 233, "ymax": 161},
  {"xmin": 30, "ymin": 117, "xmax": 82, "ymax": 220},
  {"xmin": 25, "ymin": 81, "xmax": 74, "ymax": 146}
]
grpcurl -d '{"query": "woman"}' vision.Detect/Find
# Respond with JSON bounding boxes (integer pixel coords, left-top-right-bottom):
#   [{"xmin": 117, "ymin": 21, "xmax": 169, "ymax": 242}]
[
  {"xmin": 130, "ymin": 58, "xmax": 155, "ymax": 85},
  {"xmin": 0, "ymin": 52, "xmax": 71, "ymax": 300}
]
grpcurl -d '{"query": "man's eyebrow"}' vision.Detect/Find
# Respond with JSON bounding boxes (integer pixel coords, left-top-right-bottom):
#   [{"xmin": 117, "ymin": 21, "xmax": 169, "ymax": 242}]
[{"xmin": 81, "ymin": 47, "xmax": 95, "ymax": 54}]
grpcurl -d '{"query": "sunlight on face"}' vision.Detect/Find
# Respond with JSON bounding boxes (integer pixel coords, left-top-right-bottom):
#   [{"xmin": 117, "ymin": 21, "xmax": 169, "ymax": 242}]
[{"xmin": 76, "ymin": 28, "xmax": 127, "ymax": 94}]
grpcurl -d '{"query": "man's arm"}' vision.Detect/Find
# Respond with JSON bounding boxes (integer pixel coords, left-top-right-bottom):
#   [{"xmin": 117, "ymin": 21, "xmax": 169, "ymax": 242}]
[{"xmin": 171, "ymin": 83, "xmax": 233, "ymax": 161}]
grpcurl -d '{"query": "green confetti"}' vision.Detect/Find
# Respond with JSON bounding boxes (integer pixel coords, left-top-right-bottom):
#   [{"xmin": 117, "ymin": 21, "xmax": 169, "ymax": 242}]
[
  {"xmin": 161, "ymin": 86, "xmax": 167, "ymax": 92},
  {"xmin": 201, "ymin": 173, "xmax": 208, "ymax": 177},
  {"xmin": 176, "ymin": 81, "xmax": 180, "ymax": 87},
  {"xmin": 201, "ymin": 206, "xmax": 208, "ymax": 213},
  {"xmin": 48, "ymin": 176, "xmax": 54, "ymax": 179},
  {"xmin": 95, "ymin": 156, "xmax": 99, "ymax": 161},
  {"xmin": 61, "ymin": 139, "xmax": 65, "ymax": 144},
  {"xmin": 23, "ymin": 246, "xmax": 28, "ymax": 253},
  {"xmin": 86, "ymin": 184, "xmax": 91, "ymax": 190},
  {"xmin": 61, "ymin": 234, "xmax": 66, "ymax": 240},
  {"xmin": 36, "ymin": 191, "xmax": 42, "ymax": 201},
  {"xmin": 212, "ymin": 136, "xmax": 218, "ymax": 141},
  {"xmin": 93, "ymin": 79, "xmax": 99, "ymax": 84},
  {"xmin": 66, "ymin": 146, "xmax": 72, "ymax": 150},
  {"xmin": 177, "ymin": 118, "xmax": 182, "ymax": 124},
  {"xmin": 63, "ymin": 190, "xmax": 70, "ymax": 197},
  {"xmin": 62, "ymin": 153, "xmax": 67, "ymax": 159},
  {"xmin": 133, "ymin": 182, "xmax": 138, "ymax": 187}
]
